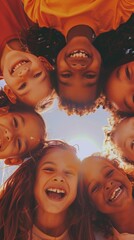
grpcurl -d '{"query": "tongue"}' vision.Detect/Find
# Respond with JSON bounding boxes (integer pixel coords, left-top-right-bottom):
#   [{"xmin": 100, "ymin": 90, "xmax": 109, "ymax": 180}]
[{"xmin": 47, "ymin": 192, "xmax": 63, "ymax": 200}]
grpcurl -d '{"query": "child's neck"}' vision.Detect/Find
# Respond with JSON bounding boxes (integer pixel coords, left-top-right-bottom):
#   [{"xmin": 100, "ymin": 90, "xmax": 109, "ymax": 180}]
[
  {"xmin": 1, "ymin": 39, "xmax": 24, "ymax": 71},
  {"xmin": 109, "ymin": 199, "xmax": 134, "ymax": 234},
  {"xmin": 34, "ymin": 211, "xmax": 69, "ymax": 237},
  {"xmin": 66, "ymin": 24, "xmax": 96, "ymax": 43}
]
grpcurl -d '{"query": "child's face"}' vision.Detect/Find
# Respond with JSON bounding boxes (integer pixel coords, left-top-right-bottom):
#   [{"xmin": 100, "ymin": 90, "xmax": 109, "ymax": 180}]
[
  {"xmin": 2, "ymin": 51, "xmax": 52, "ymax": 106},
  {"xmin": 81, "ymin": 157, "xmax": 132, "ymax": 214},
  {"xmin": 34, "ymin": 148, "xmax": 80, "ymax": 216},
  {"xmin": 56, "ymin": 37, "xmax": 101, "ymax": 104},
  {"xmin": 0, "ymin": 111, "xmax": 45, "ymax": 159},
  {"xmin": 105, "ymin": 61, "xmax": 134, "ymax": 113},
  {"xmin": 112, "ymin": 117, "xmax": 134, "ymax": 162}
]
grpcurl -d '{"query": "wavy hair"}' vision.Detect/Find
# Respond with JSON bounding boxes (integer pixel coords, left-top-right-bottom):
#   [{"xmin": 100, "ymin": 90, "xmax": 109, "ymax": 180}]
[{"xmin": 0, "ymin": 140, "xmax": 87, "ymax": 240}]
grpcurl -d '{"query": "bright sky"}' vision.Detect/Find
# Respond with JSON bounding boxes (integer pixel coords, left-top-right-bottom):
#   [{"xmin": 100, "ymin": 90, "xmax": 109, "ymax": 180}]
[{"xmin": 0, "ymin": 81, "xmax": 110, "ymax": 184}]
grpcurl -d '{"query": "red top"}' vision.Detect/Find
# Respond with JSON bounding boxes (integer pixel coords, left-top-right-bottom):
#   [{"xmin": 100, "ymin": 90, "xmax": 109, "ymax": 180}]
[{"xmin": 0, "ymin": 0, "xmax": 33, "ymax": 64}]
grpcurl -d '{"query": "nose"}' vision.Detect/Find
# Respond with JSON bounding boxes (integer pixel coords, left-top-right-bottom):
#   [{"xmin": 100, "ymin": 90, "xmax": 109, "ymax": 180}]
[
  {"xmin": 18, "ymin": 66, "xmax": 29, "ymax": 77},
  {"xmin": 67, "ymin": 56, "xmax": 93, "ymax": 70},
  {"xmin": 105, "ymin": 181, "xmax": 113, "ymax": 191},
  {"xmin": 4, "ymin": 128, "xmax": 13, "ymax": 142},
  {"xmin": 70, "ymin": 63, "xmax": 87, "ymax": 70},
  {"xmin": 52, "ymin": 176, "xmax": 64, "ymax": 183}
]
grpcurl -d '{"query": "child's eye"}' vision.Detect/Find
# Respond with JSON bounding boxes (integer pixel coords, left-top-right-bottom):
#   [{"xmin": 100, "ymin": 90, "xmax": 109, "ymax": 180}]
[
  {"xmin": 13, "ymin": 117, "xmax": 18, "ymax": 128},
  {"xmin": 105, "ymin": 169, "xmax": 114, "ymax": 177},
  {"xmin": 34, "ymin": 72, "xmax": 42, "ymax": 78},
  {"xmin": 18, "ymin": 82, "xmax": 27, "ymax": 90},
  {"xmin": 91, "ymin": 184, "xmax": 101, "ymax": 193},
  {"xmin": 61, "ymin": 72, "xmax": 72, "ymax": 78},
  {"xmin": 84, "ymin": 72, "xmax": 96, "ymax": 79},
  {"xmin": 43, "ymin": 168, "xmax": 54, "ymax": 173},
  {"xmin": 64, "ymin": 170, "xmax": 73, "ymax": 176}
]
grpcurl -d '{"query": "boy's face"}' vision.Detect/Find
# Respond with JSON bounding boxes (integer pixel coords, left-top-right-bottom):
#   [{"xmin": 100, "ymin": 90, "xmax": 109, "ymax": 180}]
[
  {"xmin": 105, "ymin": 61, "xmax": 134, "ymax": 113},
  {"xmin": 82, "ymin": 157, "xmax": 132, "ymax": 214},
  {"xmin": 0, "ymin": 111, "xmax": 45, "ymax": 159},
  {"xmin": 34, "ymin": 148, "xmax": 80, "ymax": 216},
  {"xmin": 2, "ymin": 51, "xmax": 52, "ymax": 106},
  {"xmin": 56, "ymin": 37, "xmax": 101, "ymax": 104},
  {"xmin": 112, "ymin": 117, "xmax": 134, "ymax": 162}
]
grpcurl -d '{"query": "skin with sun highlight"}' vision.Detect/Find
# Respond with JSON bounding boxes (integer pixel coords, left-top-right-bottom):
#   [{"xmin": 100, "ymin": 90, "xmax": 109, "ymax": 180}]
[
  {"xmin": 1, "ymin": 50, "xmax": 52, "ymax": 107},
  {"xmin": 112, "ymin": 117, "xmax": 134, "ymax": 162}
]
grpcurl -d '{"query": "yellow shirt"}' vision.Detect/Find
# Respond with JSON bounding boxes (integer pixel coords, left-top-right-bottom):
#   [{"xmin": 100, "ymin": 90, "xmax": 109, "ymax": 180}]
[{"xmin": 22, "ymin": 0, "xmax": 134, "ymax": 37}]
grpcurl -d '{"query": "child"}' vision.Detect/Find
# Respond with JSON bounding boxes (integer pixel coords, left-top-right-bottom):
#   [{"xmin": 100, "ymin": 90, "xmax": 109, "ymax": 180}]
[
  {"xmin": 81, "ymin": 155, "xmax": 134, "ymax": 240},
  {"xmin": 0, "ymin": 0, "xmax": 65, "ymax": 110},
  {"xmin": 22, "ymin": 0, "xmax": 134, "ymax": 115},
  {"xmin": 104, "ymin": 115, "xmax": 134, "ymax": 164},
  {"xmin": 0, "ymin": 90, "xmax": 46, "ymax": 165},
  {"xmin": 0, "ymin": 140, "xmax": 85, "ymax": 240},
  {"xmin": 94, "ymin": 14, "xmax": 134, "ymax": 115}
]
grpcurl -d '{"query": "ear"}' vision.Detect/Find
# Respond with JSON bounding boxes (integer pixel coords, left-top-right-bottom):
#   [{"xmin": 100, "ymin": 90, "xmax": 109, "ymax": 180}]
[
  {"xmin": 0, "ymin": 106, "xmax": 9, "ymax": 115},
  {"xmin": 38, "ymin": 56, "xmax": 54, "ymax": 71},
  {"xmin": 4, "ymin": 85, "xmax": 17, "ymax": 104},
  {"xmin": 4, "ymin": 157, "xmax": 23, "ymax": 165}
]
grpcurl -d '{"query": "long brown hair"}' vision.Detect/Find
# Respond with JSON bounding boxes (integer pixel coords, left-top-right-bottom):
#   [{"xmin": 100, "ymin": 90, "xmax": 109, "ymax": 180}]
[{"xmin": 0, "ymin": 140, "xmax": 87, "ymax": 240}]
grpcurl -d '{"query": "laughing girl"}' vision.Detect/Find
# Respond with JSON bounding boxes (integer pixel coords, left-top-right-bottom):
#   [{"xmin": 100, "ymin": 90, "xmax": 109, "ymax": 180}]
[
  {"xmin": 0, "ymin": 140, "xmax": 84, "ymax": 240},
  {"xmin": 81, "ymin": 155, "xmax": 134, "ymax": 240}
]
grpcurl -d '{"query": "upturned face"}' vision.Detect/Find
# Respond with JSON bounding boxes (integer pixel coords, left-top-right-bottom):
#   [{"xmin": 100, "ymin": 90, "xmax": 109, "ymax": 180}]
[
  {"xmin": 0, "ymin": 111, "xmax": 45, "ymax": 159},
  {"xmin": 2, "ymin": 50, "xmax": 52, "ymax": 106},
  {"xmin": 105, "ymin": 61, "xmax": 134, "ymax": 113},
  {"xmin": 34, "ymin": 148, "xmax": 80, "ymax": 216},
  {"xmin": 57, "ymin": 36, "xmax": 101, "ymax": 104},
  {"xmin": 81, "ymin": 157, "xmax": 132, "ymax": 215}
]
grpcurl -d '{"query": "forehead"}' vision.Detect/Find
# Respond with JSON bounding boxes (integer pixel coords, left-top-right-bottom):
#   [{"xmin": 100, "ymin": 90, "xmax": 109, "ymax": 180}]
[
  {"xmin": 82, "ymin": 158, "xmax": 114, "ymax": 179},
  {"xmin": 38, "ymin": 147, "xmax": 80, "ymax": 168}
]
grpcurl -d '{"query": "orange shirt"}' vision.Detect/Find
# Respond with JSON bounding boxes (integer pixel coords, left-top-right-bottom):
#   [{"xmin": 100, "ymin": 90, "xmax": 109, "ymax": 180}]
[{"xmin": 22, "ymin": 0, "xmax": 134, "ymax": 37}]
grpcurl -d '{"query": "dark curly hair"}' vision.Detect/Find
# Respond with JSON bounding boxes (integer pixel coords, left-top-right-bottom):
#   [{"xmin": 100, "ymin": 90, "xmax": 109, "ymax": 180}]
[
  {"xmin": 23, "ymin": 25, "xmax": 66, "ymax": 66},
  {"xmin": 93, "ymin": 13, "xmax": 134, "ymax": 98}
]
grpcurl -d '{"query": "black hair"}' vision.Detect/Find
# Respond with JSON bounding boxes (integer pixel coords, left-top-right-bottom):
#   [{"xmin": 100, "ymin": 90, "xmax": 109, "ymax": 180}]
[
  {"xmin": 94, "ymin": 13, "xmax": 134, "ymax": 68},
  {"xmin": 23, "ymin": 25, "xmax": 66, "ymax": 66}
]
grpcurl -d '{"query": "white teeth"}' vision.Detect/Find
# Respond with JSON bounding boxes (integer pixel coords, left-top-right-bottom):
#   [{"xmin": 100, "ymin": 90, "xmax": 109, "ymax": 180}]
[
  {"xmin": 70, "ymin": 52, "xmax": 88, "ymax": 58},
  {"xmin": 69, "ymin": 50, "xmax": 89, "ymax": 58},
  {"xmin": 109, "ymin": 187, "xmax": 122, "ymax": 201},
  {"xmin": 12, "ymin": 61, "xmax": 27, "ymax": 73},
  {"xmin": 47, "ymin": 188, "xmax": 65, "ymax": 194}
]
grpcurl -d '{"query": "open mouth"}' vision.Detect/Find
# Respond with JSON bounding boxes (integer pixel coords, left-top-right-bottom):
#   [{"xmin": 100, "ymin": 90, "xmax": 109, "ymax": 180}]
[
  {"xmin": 108, "ymin": 186, "xmax": 123, "ymax": 202},
  {"xmin": 45, "ymin": 187, "xmax": 66, "ymax": 200},
  {"xmin": 11, "ymin": 60, "xmax": 30, "ymax": 74},
  {"xmin": 68, "ymin": 50, "xmax": 91, "ymax": 58}
]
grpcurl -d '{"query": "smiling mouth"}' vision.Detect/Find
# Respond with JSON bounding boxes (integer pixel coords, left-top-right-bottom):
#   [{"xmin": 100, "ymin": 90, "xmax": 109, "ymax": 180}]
[
  {"xmin": 46, "ymin": 187, "xmax": 66, "ymax": 200},
  {"xmin": 11, "ymin": 60, "xmax": 30, "ymax": 74},
  {"xmin": 108, "ymin": 186, "xmax": 123, "ymax": 202},
  {"xmin": 67, "ymin": 50, "xmax": 91, "ymax": 59}
]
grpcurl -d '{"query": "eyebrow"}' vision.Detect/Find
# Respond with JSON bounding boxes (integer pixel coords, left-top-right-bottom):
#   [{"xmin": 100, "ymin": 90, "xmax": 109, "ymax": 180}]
[
  {"xmin": 87, "ymin": 165, "xmax": 111, "ymax": 186},
  {"xmin": 41, "ymin": 161, "xmax": 56, "ymax": 167},
  {"xmin": 19, "ymin": 114, "xmax": 25, "ymax": 126}
]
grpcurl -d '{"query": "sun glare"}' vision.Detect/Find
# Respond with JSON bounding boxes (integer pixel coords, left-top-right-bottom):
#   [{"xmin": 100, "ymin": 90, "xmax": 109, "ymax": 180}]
[{"xmin": 69, "ymin": 136, "xmax": 101, "ymax": 160}]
